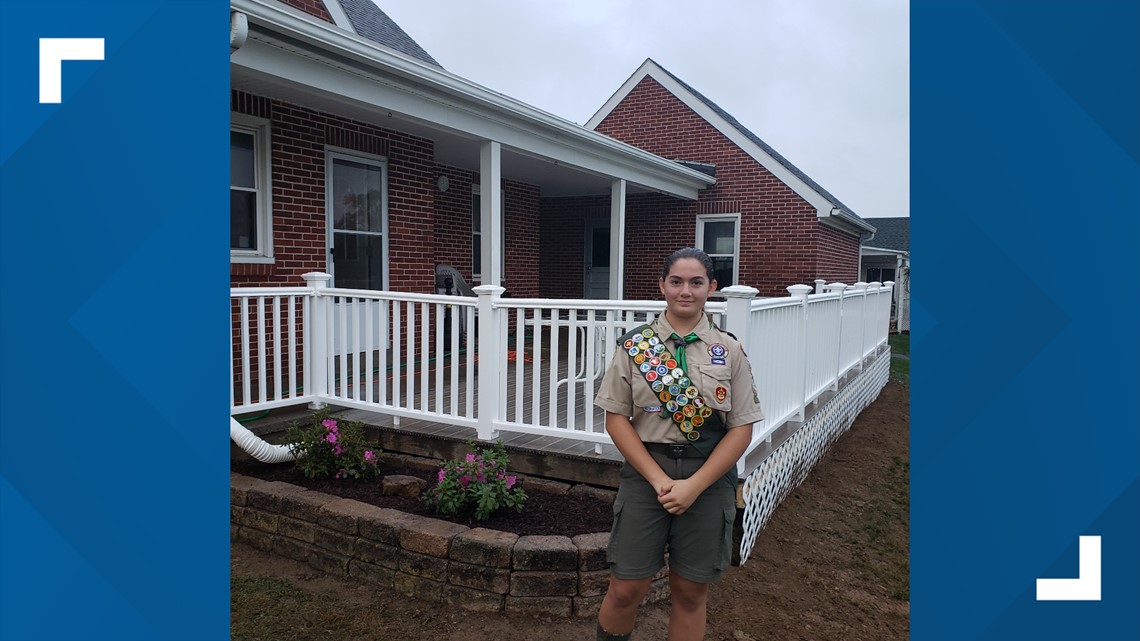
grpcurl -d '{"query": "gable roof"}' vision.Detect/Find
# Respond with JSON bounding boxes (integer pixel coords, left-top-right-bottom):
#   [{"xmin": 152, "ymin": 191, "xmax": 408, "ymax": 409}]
[
  {"xmin": 331, "ymin": 0, "xmax": 442, "ymax": 69},
  {"xmin": 587, "ymin": 59, "xmax": 874, "ymax": 235},
  {"xmin": 862, "ymin": 217, "xmax": 909, "ymax": 251}
]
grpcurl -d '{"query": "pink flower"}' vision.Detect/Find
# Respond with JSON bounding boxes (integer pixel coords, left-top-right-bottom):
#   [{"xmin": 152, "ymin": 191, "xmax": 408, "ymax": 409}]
[
  {"xmin": 505, "ymin": 475, "xmax": 517, "ymax": 489},
  {"xmin": 465, "ymin": 453, "xmax": 476, "ymax": 463},
  {"xmin": 325, "ymin": 432, "xmax": 338, "ymax": 444},
  {"xmin": 333, "ymin": 444, "xmax": 345, "ymax": 456},
  {"xmin": 322, "ymin": 419, "xmax": 338, "ymax": 431},
  {"xmin": 335, "ymin": 469, "xmax": 345, "ymax": 479},
  {"xmin": 459, "ymin": 474, "xmax": 471, "ymax": 487},
  {"xmin": 437, "ymin": 468, "xmax": 447, "ymax": 483},
  {"xmin": 364, "ymin": 450, "xmax": 376, "ymax": 463}
]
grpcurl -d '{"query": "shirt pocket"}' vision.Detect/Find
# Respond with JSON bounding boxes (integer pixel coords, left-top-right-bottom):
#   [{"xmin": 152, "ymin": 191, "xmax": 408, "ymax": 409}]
[{"xmin": 693, "ymin": 361, "xmax": 732, "ymax": 412}]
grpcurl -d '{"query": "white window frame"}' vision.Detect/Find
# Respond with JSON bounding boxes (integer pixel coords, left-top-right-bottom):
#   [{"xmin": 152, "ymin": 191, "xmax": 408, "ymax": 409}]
[
  {"xmin": 470, "ymin": 184, "xmax": 505, "ymax": 284},
  {"xmin": 695, "ymin": 213, "xmax": 741, "ymax": 287},
  {"xmin": 230, "ymin": 113, "xmax": 273, "ymax": 264},
  {"xmin": 324, "ymin": 147, "xmax": 390, "ymax": 291}
]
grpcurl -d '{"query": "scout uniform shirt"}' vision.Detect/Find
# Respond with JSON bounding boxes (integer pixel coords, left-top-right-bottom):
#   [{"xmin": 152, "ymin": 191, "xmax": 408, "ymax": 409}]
[{"xmin": 594, "ymin": 314, "xmax": 764, "ymax": 445}]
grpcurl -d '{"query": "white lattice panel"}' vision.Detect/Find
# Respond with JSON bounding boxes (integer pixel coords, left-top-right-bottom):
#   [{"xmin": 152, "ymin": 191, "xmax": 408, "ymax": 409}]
[{"xmin": 738, "ymin": 350, "xmax": 890, "ymax": 564}]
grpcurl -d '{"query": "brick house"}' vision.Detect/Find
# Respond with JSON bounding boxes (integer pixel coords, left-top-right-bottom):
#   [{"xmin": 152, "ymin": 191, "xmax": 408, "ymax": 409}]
[
  {"xmin": 583, "ymin": 59, "xmax": 877, "ymax": 299},
  {"xmin": 232, "ymin": 0, "xmax": 873, "ymax": 304}
]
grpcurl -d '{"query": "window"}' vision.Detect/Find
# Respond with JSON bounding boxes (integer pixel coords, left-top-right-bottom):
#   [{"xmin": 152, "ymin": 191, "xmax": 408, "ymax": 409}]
[
  {"xmin": 231, "ymin": 114, "xmax": 272, "ymax": 262},
  {"xmin": 866, "ymin": 267, "xmax": 896, "ymax": 283},
  {"xmin": 696, "ymin": 214, "xmax": 740, "ymax": 287},
  {"xmin": 470, "ymin": 185, "xmax": 505, "ymax": 284}
]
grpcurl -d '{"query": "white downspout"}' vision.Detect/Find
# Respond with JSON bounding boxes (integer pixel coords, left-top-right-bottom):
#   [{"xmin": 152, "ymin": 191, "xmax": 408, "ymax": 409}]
[{"xmin": 230, "ymin": 417, "xmax": 297, "ymax": 463}]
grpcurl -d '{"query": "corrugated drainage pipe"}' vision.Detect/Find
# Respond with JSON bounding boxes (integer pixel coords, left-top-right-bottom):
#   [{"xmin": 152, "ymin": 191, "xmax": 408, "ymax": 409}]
[{"xmin": 230, "ymin": 417, "xmax": 297, "ymax": 464}]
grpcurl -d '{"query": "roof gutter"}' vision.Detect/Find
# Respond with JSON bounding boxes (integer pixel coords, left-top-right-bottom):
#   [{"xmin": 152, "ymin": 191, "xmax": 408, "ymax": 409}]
[{"xmin": 231, "ymin": 0, "xmax": 715, "ymax": 192}]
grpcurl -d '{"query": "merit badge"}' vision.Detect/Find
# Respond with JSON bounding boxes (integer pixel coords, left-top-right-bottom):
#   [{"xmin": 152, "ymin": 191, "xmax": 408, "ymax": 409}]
[
  {"xmin": 678, "ymin": 377, "xmax": 690, "ymax": 388},
  {"xmin": 634, "ymin": 353, "xmax": 646, "ymax": 365},
  {"xmin": 638, "ymin": 362, "xmax": 651, "ymax": 373},
  {"xmin": 714, "ymin": 386, "xmax": 728, "ymax": 402},
  {"xmin": 656, "ymin": 365, "xmax": 669, "ymax": 376},
  {"xmin": 686, "ymin": 430, "xmax": 700, "ymax": 442},
  {"xmin": 665, "ymin": 400, "xmax": 679, "ymax": 413},
  {"xmin": 679, "ymin": 420, "xmax": 693, "ymax": 433},
  {"xmin": 699, "ymin": 406, "xmax": 713, "ymax": 418},
  {"xmin": 624, "ymin": 339, "xmax": 634, "ymax": 349},
  {"xmin": 651, "ymin": 380, "xmax": 665, "ymax": 393},
  {"xmin": 632, "ymin": 332, "xmax": 643, "ymax": 342},
  {"xmin": 645, "ymin": 371, "xmax": 658, "ymax": 382},
  {"xmin": 691, "ymin": 415, "xmax": 704, "ymax": 427},
  {"xmin": 658, "ymin": 391, "xmax": 672, "ymax": 403},
  {"xmin": 662, "ymin": 374, "xmax": 674, "ymax": 385},
  {"xmin": 665, "ymin": 359, "xmax": 678, "ymax": 369},
  {"xmin": 637, "ymin": 341, "xmax": 649, "ymax": 351},
  {"xmin": 675, "ymin": 394, "xmax": 688, "ymax": 407},
  {"xmin": 685, "ymin": 386, "xmax": 699, "ymax": 399},
  {"xmin": 708, "ymin": 343, "xmax": 727, "ymax": 358},
  {"xmin": 627, "ymin": 346, "xmax": 639, "ymax": 356},
  {"xmin": 648, "ymin": 336, "xmax": 660, "ymax": 346},
  {"xmin": 642, "ymin": 328, "xmax": 655, "ymax": 338},
  {"xmin": 649, "ymin": 357, "xmax": 661, "ymax": 367},
  {"xmin": 682, "ymin": 405, "xmax": 696, "ymax": 418}
]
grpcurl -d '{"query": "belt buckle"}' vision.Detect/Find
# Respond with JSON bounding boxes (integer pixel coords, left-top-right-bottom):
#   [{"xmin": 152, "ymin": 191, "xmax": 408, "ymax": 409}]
[{"xmin": 667, "ymin": 444, "xmax": 688, "ymax": 459}]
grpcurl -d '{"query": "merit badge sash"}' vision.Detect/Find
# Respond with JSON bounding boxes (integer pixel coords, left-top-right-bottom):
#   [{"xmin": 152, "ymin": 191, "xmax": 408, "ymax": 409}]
[{"xmin": 619, "ymin": 324, "xmax": 716, "ymax": 444}]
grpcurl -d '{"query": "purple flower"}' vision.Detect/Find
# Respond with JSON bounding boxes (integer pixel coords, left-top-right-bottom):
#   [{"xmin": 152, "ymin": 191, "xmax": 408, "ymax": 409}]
[
  {"xmin": 437, "ymin": 468, "xmax": 446, "ymax": 483},
  {"xmin": 459, "ymin": 474, "xmax": 471, "ymax": 487},
  {"xmin": 465, "ymin": 453, "xmax": 476, "ymax": 463},
  {"xmin": 505, "ymin": 475, "xmax": 517, "ymax": 489},
  {"xmin": 333, "ymin": 444, "xmax": 345, "ymax": 456},
  {"xmin": 322, "ymin": 419, "xmax": 338, "ymax": 431},
  {"xmin": 364, "ymin": 450, "xmax": 376, "ymax": 463},
  {"xmin": 325, "ymin": 432, "xmax": 338, "ymax": 444}
]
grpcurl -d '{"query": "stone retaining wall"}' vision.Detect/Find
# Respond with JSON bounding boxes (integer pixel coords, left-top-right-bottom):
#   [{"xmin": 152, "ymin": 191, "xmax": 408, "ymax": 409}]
[{"xmin": 231, "ymin": 473, "xmax": 668, "ymax": 617}]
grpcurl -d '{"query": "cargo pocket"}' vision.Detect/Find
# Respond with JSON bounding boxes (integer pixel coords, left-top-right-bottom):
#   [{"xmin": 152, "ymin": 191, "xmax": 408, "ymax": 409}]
[
  {"xmin": 714, "ymin": 505, "xmax": 736, "ymax": 572},
  {"xmin": 606, "ymin": 497, "xmax": 625, "ymax": 564}
]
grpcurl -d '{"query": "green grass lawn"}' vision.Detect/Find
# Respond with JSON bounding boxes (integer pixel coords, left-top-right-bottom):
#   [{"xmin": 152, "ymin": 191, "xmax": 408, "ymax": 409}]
[{"xmin": 888, "ymin": 333, "xmax": 909, "ymax": 385}]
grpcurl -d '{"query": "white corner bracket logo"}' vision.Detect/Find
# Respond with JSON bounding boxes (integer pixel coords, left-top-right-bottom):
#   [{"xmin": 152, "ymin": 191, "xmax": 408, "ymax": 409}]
[
  {"xmin": 1036, "ymin": 535, "xmax": 1102, "ymax": 601},
  {"xmin": 39, "ymin": 38, "xmax": 105, "ymax": 104}
]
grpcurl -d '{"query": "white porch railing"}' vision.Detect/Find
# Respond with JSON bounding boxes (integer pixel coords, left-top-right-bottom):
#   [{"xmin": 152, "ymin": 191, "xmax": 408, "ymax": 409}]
[{"xmin": 231, "ymin": 273, "xmax": 894, "ymax": 468}]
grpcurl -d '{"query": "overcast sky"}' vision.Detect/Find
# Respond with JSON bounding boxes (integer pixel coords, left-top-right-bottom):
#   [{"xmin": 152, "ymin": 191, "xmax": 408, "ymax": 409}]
[{"xmin": 375, "ymin": 0, "xmax": 909, "ymax": 219}]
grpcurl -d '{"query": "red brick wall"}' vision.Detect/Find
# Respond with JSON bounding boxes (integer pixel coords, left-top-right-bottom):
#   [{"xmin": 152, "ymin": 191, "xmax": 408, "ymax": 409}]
[
  {"xmin": 433, "ymin": 166, "xmax": 541, "ymax": 297},
  {"xmin": 594, "ymin": 76, "xmax": 860, "ymax": 297},
  {"xmin": 275, "ymin": 0, "xmax": 333, "ymax": 22},
  {"xmin": 230, "ymin": 90, "xmax": 435, "ymax": 293}
]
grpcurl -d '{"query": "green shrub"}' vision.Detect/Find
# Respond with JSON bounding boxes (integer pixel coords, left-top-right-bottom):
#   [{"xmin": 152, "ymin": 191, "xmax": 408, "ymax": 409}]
[
  {"xmin": 422, "ymin": 440, "xmax": 527, "ymax": 521},
  {"xmin": 284, "ymin": 410, "xmax": 381, "ymax": 480}
]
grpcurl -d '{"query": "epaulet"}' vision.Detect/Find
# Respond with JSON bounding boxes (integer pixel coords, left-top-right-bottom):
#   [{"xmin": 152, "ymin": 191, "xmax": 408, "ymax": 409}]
[{"xmin": 616, "ymin": 323, "xmax": 653, "ymax": 346}]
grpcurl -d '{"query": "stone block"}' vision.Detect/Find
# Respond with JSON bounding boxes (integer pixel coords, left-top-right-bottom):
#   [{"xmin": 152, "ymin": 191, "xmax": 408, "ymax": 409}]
[
  {"xmin": 573, "ymin": 595, "xmax": 604, "ymax": 619},
  {"xmin": 577, "ymin": 569, "xmax": 610, "ymax": 597},
  {"xmin": 231, "ymin": 524, "xmax": 241, "ymax": 540},
  {"xmin": 568, "ymin": 484, "xmax": 616, "ymax": 505},
  {"xmin": 354, "ymin": 539, "xmax": 401, "ymax": 570},
  {"xmin": 385, "ymin": 452, "xmax": 444, "ymax": 474},
  {"xmin": 349, "ymin": 560, "xmax": 395, "ymax": 588},
  {"xmin": 230, "ymin": 473, "xmax": 263, "ymax": 506},
  {"xmin": 442, "ymin": 584, "xmax": 505, "ymax": 614},
  {"xmin": 274, "ymin": 536, "xmax": 315, "ymax": 563},
  {"xmin": 398, "ymin": 514, "xmax": 469, "ymax": 557},
  {"xmin": 381, "ymin": 475, "xmax": 427, "ymax": 497},
  {"xmin": 397, "ymin": 549, "xmax": 449, "ymax": 581},
  {"xmin": 314, "ymin": 529, "xmax": 356, "ymax": 557},
  {"xmin": 513, "ymin": 535, "xmax": 577, "ymax": 571},
  {"xmin": 235, "ymin": 507, "xmax": 278, "ymax": 533},
  {"xmin": 247, "ymin": 480, "xmax": 307, "ymax": 512},
  {"xmin": 392, "ymin": 572, "xmax": 443, "ymax": 603},
  {"xmin": 308, "ymin": 547, "xmax": 350, "ymax": 577},
  {"xmin": 450, "ymin": 528, "xmax": 518, "ymax": 568},
  {"xmin": 236, "ymin": 527, "xmax": 274, "ymax": 553},
  {"xmin": 317, "ymin": 498, "xmax": 383, "ymax": 535},
  {"xmin": 357, "ymin": 507, "xmax": 412, "ymax": 546},
  {"xmin": 571, "ymin": 532, "xmax": 609, "ymax": 571},
  {"xmin": 278, "ymin": 516, "xmax": 319, "ymax": 544},
  {"xmin": 518, "ymin": 475, "xmax": 570, "ymax": 496},
  {"xmin": 510, "ymin": 571, "xmax": 578, "ymax": 597},
  {"xmin": 447, "ymin": 560, "xmax": 511, "ymax": 594},
  {"xmin": 505, "ymin": 595, "xmax": 572, "ymax": 619},
  {"xmin": 279, "ymin": 489, "xmax": 340, "ymax": 522}
]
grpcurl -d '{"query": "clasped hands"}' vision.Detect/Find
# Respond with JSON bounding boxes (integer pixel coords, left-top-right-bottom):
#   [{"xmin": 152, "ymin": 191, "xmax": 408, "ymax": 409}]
[{"xmin": 655, "ymin": 478, "xmax": 701, "ymax": 515}]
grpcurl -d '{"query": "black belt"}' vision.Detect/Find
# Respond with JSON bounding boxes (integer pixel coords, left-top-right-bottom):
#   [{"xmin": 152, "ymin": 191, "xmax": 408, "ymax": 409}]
[{"xmin": 644, "ymin": 442, "xmax": 705, "ymax": 459}]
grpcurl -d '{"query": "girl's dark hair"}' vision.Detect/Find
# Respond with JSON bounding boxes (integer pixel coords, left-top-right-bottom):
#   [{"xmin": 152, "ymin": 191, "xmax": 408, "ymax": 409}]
[{"xmin": 661, "ymin": 247, "xmax": 716, "ymax": 281}]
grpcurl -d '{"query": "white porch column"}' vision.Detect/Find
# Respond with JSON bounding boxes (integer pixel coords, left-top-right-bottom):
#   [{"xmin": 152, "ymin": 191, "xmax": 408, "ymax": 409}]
[
  {"xmin": 480, "ymin": 141, "xmax": 503, "ymax": 288},
  {"xmin": 474, "ymin": 284, "xmax": 505, "ymax": 441},
  {"xmin": 302, "ymin": 271, "xmax": 332, "ymax": 409},
  {"xmin": 609, "ymin": 178, "xmax": 626, "ymax": 300}
]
